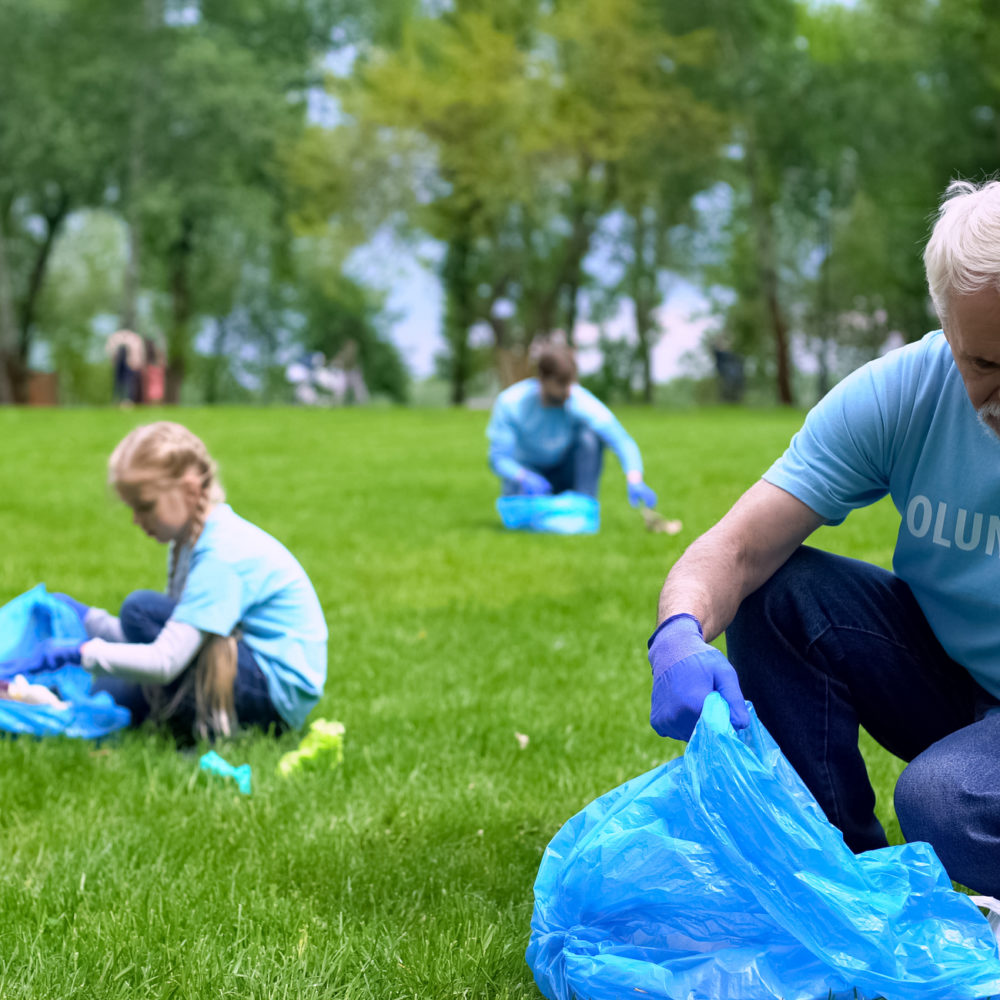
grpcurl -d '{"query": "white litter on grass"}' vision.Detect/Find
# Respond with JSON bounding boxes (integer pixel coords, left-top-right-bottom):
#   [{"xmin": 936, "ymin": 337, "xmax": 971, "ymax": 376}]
[
  {"xmin": 972, "ymin": 896, "xmax": 1000, "ymax": 945},
  {"xmin": 641, "ymin": 508, "xmax": 683, "ymax": 535},
  {"xmin": 515, "ymin": 732, "xmax": 530, "ymax": 750}
]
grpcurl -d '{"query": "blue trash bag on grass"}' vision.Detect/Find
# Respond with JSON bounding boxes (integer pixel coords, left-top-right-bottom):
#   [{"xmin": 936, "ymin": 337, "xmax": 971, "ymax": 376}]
[
  {"xmin": 0, "ymin": 584, "xmax": 130, "ymax": 739},
  {"xmin": 496, "ymin": 492, "xmax": 599, "ymax": 535},
  {"xmin": 527, "ymin": 692, "xmax": 1000, "ymax": 1000}
]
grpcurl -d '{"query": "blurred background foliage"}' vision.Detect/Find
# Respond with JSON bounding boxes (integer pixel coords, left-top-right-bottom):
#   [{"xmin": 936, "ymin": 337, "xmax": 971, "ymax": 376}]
[{"xmin": 1, "ymin": 0, "xmax": 998, "ymax": 408}]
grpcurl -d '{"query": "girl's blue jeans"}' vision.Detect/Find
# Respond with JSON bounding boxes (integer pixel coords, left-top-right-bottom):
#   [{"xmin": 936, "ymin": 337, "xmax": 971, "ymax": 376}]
[
  {"xmin": 90, "ymin": 590, "xmax": 284, "ymax": 735},
  {"xmin": 727, "ymin": 545, "xmax": 1000, "ymax": 895}
]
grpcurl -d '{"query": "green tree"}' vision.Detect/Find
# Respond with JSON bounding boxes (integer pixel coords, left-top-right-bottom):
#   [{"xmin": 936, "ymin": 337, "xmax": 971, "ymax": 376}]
[
  {"xmin": 336, "ymin": 0, "xmax": 725, "ymax": 402},
  {"xmin": 0, "ymin": 0, "xmax": 134, "ymax": 401},
  {"xmin": 34, "ymin": 212, "xmax": 126, "ymax": 404}
]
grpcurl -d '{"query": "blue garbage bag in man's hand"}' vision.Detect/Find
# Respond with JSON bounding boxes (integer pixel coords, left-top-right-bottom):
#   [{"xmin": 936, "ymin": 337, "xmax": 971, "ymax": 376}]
[{"xmin": 527, "ymin": 692, "xmax": 1000, "ymax": 1000}]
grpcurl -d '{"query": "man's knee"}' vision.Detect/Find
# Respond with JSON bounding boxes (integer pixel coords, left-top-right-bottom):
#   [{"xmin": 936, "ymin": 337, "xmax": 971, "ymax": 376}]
[
  {"xmin": 895, "ymin": 745, "xmax": 964, "ymax": 845},
  {"xmin": 575, "ymin": 427, "xmax": 601, "ymax": 456},
  {"xmin": 729, "ymin": 547, "xmax": 816, "ymax": 646}
]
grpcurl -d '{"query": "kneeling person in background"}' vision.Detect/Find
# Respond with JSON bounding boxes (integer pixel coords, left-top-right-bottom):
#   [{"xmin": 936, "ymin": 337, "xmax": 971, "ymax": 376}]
[{"xmin": 486, "ymin": 345, "xmax": 657, "ymax": 508}]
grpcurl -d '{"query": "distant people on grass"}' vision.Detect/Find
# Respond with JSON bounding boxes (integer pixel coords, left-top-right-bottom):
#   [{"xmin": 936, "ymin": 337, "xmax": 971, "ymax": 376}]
[
  {"xmin": 486, "ymin": 344, "xmax": 658, "ymax": 508},
  {"xmin": 331, "ymin": 340, "xmax": 369, "ymax": 405},
  {"xmin": 286, "ymin": 342, "xmax": 369, "ymax": 406},
  {"xmin": 645, "ymin": 178, "xmax": 1000, "ymax": 897},
  {"xmin": 142, "ymin": 337, "xmax": 166, "ymax": 405},
  {"xmin": 47, "ymin": 422, "xmax": 328, "ymax": 740},
  {"xmin": 711, "ymin": 338, "xmax": 745, "ymax": 403},
  {"xmin": 105, "ymin": 330, "xmax": 166, "ymax": 407},
  {"xmin": 106, "ymin": 328, "xmax": 144, "ymax": 407}
]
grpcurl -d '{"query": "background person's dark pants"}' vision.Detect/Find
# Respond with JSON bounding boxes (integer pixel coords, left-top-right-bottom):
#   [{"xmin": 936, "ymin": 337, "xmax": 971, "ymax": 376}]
[
  {"xmin": 91, "ymin": 590, "xmax": 285, "ymax": 735},
  {"xmin": 501, "ymin": 428, "xmax": 604, "ymax": 497},
  {"xmin": 726, "ymin": 546, "xmax": 1000, "ymax": 894}
]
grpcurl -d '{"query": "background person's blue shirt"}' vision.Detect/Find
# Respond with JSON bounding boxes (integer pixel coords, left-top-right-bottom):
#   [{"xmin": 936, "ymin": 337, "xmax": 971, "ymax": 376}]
[
  {"xmin": 486, "ymin": 378, "xmax": 643, "ymax": 482},
  {"xmin": 764, "ymin": 330, "xmax": 1000, "ymax": 698},
  {"xmin": 170, "ymin": 504, "xmax": 328, "ymax": 728}
]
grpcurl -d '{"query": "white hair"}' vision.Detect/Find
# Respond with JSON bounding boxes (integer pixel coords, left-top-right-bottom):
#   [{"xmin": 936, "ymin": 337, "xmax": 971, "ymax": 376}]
[{"xmin": 924, "ymin": 178, "xmax": 1000, "ymax": 322}]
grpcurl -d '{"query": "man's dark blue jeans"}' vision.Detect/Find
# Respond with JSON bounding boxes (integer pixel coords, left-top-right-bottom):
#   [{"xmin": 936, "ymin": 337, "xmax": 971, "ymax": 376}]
[
  {"xmin": 727, "ymin": 545, "xmax": 1000, "ymax": 895},
  {"xmin": 90, "ymin": 590, "xmax": 284, "ymax": 736},
  {"xmin": 501, "ymin": 428, "xmax": 604, "ymax": 498}
]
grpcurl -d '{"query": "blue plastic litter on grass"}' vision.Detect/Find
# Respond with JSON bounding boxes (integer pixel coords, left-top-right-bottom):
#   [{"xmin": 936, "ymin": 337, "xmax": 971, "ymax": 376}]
[
  {"xmin": 199, "ymin": 750, "xmax": 252, "ymax": 795},
  {"xmin": 527, "ymin": 692, "xmax": 1000, "ymax": 1000},
  {"xmin": 496, "ymin": 492, "xmax": 599, "ymax": 534}
]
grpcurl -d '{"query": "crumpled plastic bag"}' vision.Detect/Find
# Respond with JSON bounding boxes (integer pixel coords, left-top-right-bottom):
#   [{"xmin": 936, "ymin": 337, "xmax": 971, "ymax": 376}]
[
  {"xmin": 527, "ymin": 692, "xmax": 1000, "ymax": 1000},
  {"xmin": 0, "ymin": 584, "xmax": 130, "ymax": 738},
  {"xmin": 496, "ymin": 492, "xmax": 599, "ymax": 534}
]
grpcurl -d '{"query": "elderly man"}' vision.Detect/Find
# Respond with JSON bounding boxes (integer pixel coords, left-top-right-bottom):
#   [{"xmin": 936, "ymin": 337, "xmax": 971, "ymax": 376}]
[
  {"xmin": 647, "ymin": 179, "xmax": 1000, "ymax": 895},
  {"xmin": 487, "ymin": 345, "xmax": 657, "ymax": 508}
]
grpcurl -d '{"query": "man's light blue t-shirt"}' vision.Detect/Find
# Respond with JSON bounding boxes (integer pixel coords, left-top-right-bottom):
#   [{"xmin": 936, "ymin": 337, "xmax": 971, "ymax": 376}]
[
  {"xmin": 764, "ymin": 330, "xmax": 1000, "ymax": 697},
  {"xmin": 170, "ymin": 504, "xmax": 328, "ymax": 728},
  {"xmin": 486, "ymin": 378, "xmax": 643, "ymax": 481}
]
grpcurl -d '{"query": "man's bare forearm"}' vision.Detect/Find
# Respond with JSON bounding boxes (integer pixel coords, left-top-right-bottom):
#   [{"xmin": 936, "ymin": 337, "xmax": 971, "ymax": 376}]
[
  {"xmin": 657, "ymin": 525, "xmax": 755, "ymax": 640},
  {"xmin": 655, "ymin": 480, "xmax": 825, "ymax": 642}
]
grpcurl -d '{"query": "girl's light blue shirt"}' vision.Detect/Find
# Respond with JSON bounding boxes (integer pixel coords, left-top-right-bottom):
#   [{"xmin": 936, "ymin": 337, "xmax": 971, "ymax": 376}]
[
  {"xmin": 764, "ymin": 330, "xmax": 1000, "ymax": 697},
  {"xmin": 170, "ymin": 504, "xmax": 328, "ymax": 728}
]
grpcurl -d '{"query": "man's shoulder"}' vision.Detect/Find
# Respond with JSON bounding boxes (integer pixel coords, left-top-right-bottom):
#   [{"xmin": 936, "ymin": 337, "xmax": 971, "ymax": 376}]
[
  {"xmin": 870, "ymin": 329, "xmax": 948, "ymax": 375},
  {"xmin": 833, "ymin": 330, "xmax": 949, "ymax": 401}
]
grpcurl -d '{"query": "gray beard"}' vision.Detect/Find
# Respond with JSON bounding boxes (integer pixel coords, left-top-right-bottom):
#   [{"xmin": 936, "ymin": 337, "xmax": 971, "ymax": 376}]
[{"xmin": 976, "ymin": 401, "xmax": 1000, "ymax": 442}]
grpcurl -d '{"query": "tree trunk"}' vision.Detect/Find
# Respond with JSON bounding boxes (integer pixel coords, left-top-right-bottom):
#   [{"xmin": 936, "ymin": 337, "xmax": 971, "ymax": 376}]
[
  {"xmin": 442, "ymin": 230, "xmax": 475, "ymax": 406},
  {"xmin": 165, "ymin": 215, "xmax": 195, "ymax": 404},
  {"xmin": 203, "ymin": 316, "xmax": 229, "ymax": 404},
  {"xmin": 634, "ymin": 299, "xmax": 654, "ymax": 404},
  {"xmin": 17, "ymin": 193, "xmax": 70, "ymax": 375},
  {"xmin": 0, "ymin": 213, "xmax": 19, "ymax": 404},
  {"xmin": 629, "ymin": 213, "xmax": 657, "ymax": 404},
  {"xmin": 746, "ymin": 143, "xmax": 794, "ymax": 406}
]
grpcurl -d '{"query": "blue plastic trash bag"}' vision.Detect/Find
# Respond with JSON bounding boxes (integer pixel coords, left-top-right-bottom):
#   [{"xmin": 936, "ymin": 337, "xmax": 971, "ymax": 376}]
[
  {"xmin": 527, "ymin": 692, "xmax": 1000, "ymax": 1000},
  {"xmin": 0, "ymin": 585, "xmax": 130, "ymax": 739},
  {"xmin": 497, "ymin": 492, "xmax": 599, "ymax": 535}
]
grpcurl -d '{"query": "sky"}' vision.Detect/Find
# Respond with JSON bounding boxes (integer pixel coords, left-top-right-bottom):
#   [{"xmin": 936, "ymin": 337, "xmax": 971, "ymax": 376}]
[{"xmin": 346, "ymin": 237, "xmax": 720, "ymax": 383}]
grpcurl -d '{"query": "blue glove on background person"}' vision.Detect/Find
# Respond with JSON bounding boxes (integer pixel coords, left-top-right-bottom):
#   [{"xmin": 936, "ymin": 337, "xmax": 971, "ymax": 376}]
[
  {"xmin": 648, "ymin": 613, "xmax": 750, "ymax": 741},
  {"xmin": 52, "ymin": 592, "xmax": 90, "ymax": 624},
  {"xmin": 627, "ymin": 480, "xmax": 657, "ymax": 509},
  {"xmin": 518, "ymin": 469, "xmax": 553, "ymax": 496}
]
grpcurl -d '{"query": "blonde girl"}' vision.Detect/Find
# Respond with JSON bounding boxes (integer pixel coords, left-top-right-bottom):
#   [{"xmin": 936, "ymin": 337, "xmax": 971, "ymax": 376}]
[{"xmin": 56, "ymin": 422, "xmax": 328, "ymax": 738}]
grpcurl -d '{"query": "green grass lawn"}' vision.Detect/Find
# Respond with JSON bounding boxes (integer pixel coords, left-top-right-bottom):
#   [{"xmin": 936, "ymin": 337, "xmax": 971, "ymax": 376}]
[{"xmin": 0, "ymin": 405, "xmax": 908, "ymax": 999}]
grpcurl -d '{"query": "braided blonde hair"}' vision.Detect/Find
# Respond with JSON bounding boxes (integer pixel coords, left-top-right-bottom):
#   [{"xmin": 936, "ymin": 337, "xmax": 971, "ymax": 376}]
[{"xmin": 109, "ymin": 422, "xmax": 238, "ymax": 740}]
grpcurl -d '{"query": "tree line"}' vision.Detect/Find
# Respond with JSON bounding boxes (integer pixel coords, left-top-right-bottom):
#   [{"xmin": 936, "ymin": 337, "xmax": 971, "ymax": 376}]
[{"xmin": 1, "ymin": 0, "xmax": 997, "ymax": 406}]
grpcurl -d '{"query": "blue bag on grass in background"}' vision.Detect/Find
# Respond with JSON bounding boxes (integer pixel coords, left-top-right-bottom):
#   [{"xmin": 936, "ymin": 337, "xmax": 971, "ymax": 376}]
[
  {"xmin": 497, "ymin": 492, "xmax": 599, "ymax": 535},
  {"xmin": 527, "ymin": 692, "xmax": 1000, "ymax": 1000},
  {"xmin": 0, "ymin": 585, "xmax": 130, "ymax": 739}
]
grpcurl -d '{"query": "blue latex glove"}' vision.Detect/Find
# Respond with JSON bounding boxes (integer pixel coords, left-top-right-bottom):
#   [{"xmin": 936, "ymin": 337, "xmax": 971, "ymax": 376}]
[
  {"xmin": 627, "ymin": 480, "xmax": 658, "ymax": 509},
  {"xmin": 518, "ymin": 469, "xmax": 553, "ymax": 496},
  {"xmin": 52, "ymin": 592, "xmax": 90, "ymax": 624},
  {"xmin": 20, "ymin": 637, "xmax": 84, "ymax": 673},
  {"xmin": 648, "ymin": 613, "xmax": 750, "ymax": 741}
]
